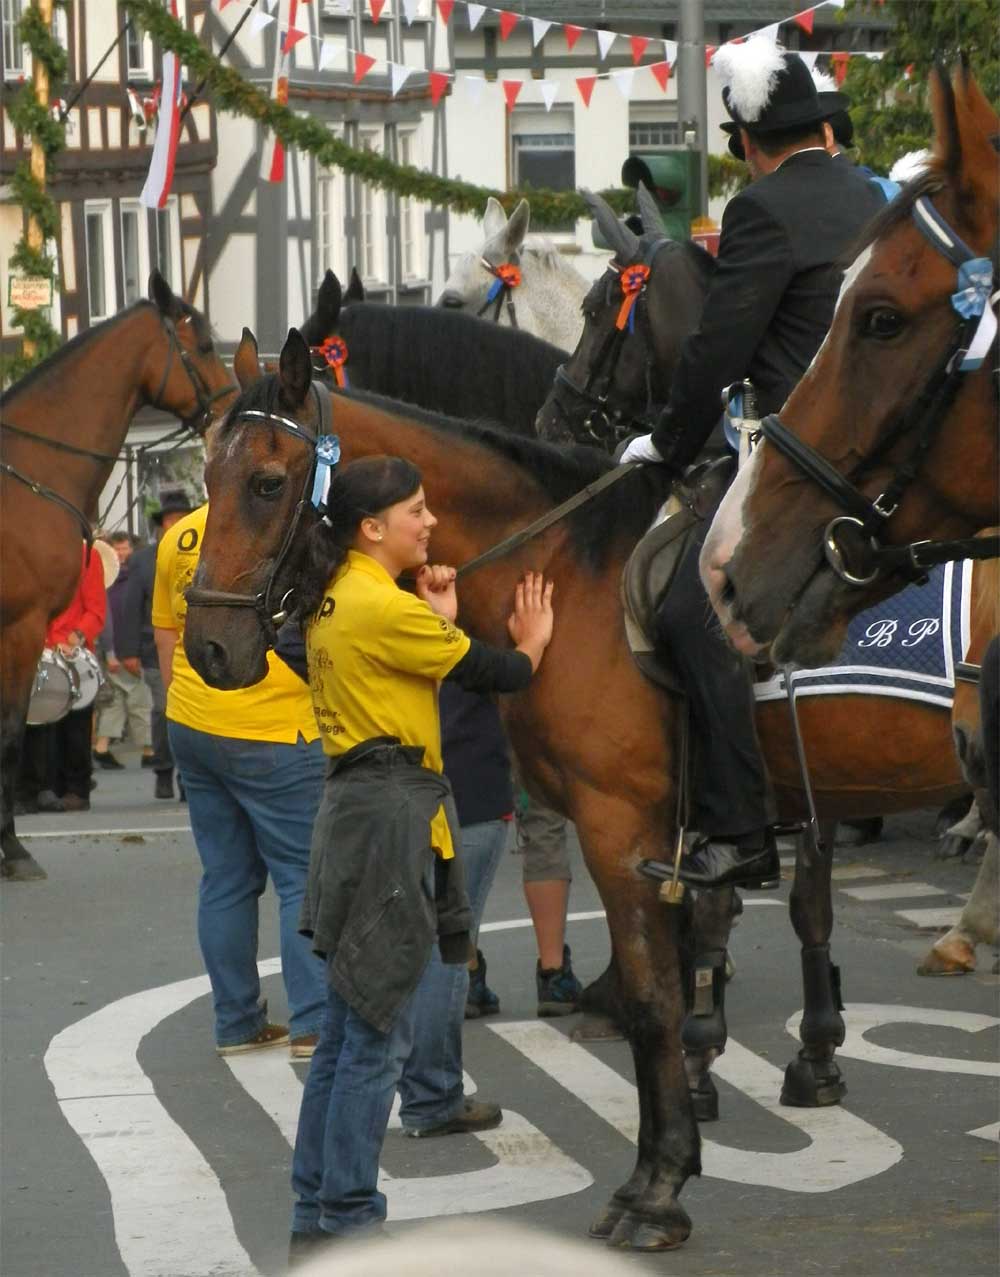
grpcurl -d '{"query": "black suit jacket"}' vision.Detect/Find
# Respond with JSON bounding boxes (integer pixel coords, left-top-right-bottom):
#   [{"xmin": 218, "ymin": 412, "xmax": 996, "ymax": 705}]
[
  {"xmin": 652, "ymin": 149, "xmax": 886, "ymax": 465},
  {"xmin": 115, "ymin": 543, "xmax": 158, "ymax": 669}
]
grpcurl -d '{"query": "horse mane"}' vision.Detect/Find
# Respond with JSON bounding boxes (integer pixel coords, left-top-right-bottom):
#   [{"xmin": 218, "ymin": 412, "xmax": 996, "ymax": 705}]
[
  {"xmin": 222, "ymin": 375, "xmax": 673, "ymax": 571},
  {"xmin": 3, "ymin": 298, "xmax": 211, "ymax": 401},
  {"xmin": 521, "ymin": 235, "xmax": 588, "ymax": 280},
  {"xmin": 583, "ymin": 235, "xmax": 715, "ymax": 309}
]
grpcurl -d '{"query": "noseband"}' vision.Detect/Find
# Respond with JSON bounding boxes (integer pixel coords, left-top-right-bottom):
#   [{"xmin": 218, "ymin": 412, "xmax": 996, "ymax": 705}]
[
  {"xmin": 548, "ymin": 237, "xmax": 674, "ymax": 452},
  {"xmin": 761, "ymin": 192, "xmax": 999, "ymax": 586},
  {"xmin": 184, "ymin": 384, "xmax": 339, "ymax": 636}
]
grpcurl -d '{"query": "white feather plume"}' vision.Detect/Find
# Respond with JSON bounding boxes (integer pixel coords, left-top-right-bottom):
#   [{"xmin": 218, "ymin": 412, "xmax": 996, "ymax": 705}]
[
  {"xmin": 713, "ymin": 38, "xmax": 787, "ymax": 124},
  {"xmin": 889, "ymin": 149, "xmax": 931, "ymax": 183},
  {"xmin": 810, "ymin": 69, "xmax": 838, "ymax": 94}
]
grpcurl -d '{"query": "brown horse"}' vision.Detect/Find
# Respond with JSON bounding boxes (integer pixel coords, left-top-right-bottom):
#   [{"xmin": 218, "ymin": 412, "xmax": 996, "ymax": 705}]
[
  {"xmin": 0, "ymin": 271, "xmax": 234, "ymax": 881},
  {"xmin": 181, "ymin": 331, "xmax": 971, "ymax": 1249}
]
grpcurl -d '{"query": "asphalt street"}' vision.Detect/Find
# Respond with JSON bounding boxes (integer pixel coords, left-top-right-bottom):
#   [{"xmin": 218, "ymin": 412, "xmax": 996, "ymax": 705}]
[{"xmin": 2, "ymin": 751, "xmax": 997, "ymax": 1277}]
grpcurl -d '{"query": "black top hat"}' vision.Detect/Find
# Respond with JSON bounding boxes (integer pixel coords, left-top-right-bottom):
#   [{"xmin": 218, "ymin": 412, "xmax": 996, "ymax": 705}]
[
  {"xmin": 151, "ymin": 491, "xmax": 194, "ymax": 525},
  {"xmin": 819, "ymin": 95, "xmax": 855, "ymax": 147},
  {"xmin": 717, "ymin": 47, "xmax": 849, "ymax": 148}
]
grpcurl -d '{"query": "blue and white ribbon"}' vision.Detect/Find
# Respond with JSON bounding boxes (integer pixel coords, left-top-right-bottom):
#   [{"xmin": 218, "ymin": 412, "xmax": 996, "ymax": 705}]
[
  {"xmin": 952, "ymin": 258, "xmax": 998, "ymax": 372},
  {"xmin": 310, "ymin": 434, "xmax": 340, "ymax": 511}
]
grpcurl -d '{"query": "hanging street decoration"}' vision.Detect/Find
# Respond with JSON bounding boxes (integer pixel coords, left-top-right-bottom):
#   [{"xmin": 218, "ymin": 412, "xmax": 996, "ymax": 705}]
[{"xmin": 140, "ymin": 0, "xmax": 183, "ymax": 208}]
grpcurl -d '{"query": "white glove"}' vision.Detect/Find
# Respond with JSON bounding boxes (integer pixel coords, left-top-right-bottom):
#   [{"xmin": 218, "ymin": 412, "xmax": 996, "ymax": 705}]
[{"xmin": 619, "ymin": 433, "xmax": 664, "ymax": 465}]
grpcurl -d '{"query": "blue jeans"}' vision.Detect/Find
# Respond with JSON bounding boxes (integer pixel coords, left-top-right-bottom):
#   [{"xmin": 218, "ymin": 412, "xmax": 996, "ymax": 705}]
[
  {"xmin": 291, "ymin": 962, "xmax": 419, "ymax": 1236},
  {"xmin": 168, "ymin": 722, "xmax": 327, "ymax": 1046},
  {"xmin": 398, "ymin": 818, "xmax": 509, "ymax": 1131}
]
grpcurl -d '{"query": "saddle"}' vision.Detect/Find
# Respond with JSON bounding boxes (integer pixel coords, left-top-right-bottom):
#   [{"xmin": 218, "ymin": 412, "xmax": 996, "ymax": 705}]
[{"xmin": 621, "ymin": 456, "xmax": 736, "ymax": 693}]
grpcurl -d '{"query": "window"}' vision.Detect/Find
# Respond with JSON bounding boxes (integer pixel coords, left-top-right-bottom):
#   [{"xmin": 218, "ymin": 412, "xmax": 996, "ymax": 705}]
[
  {"xmin": 2, "ymin": 0, "xmax": 26, "ymax": 79},
  {"xmin": 398, "ymin": 131, "xmax": 421, "ymax": 280},
  {"xmin": 120, "ymin": 201, "xmax": 150, "ymax": 306},
  {"xmin": 629, "ymin": 110, "xmax": 681, "ymax": 151},
  {"xmin": 124, "ymin": 5, "xmax": 152, "ymax": 80},
  {"xmin": 316, "ymin": 170, "xmax": 336, "ymax": 281},
  {"xmin": 511, "ymin": 110, "xmax": 574, "ymax": 231},
  {"xmin": 155, "ymin": 197, "xmax": 182, "ymax": 291},
  {"xmin": 357, "ymin": 131, "xmax": 385, "ymax": 284},
  {"xmin": 85, "ymin": 201, "xmax": 115, "ymax": 322}
]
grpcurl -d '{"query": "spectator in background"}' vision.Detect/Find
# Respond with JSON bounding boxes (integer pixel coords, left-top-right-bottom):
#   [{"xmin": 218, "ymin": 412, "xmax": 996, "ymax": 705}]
[
  {"xmin": 117, "ymin": 492, "xmax": 193, "ymax": 799},
  {"xmin": 94, "ymin": 532, "xmax": 153, "ymax": 771}
]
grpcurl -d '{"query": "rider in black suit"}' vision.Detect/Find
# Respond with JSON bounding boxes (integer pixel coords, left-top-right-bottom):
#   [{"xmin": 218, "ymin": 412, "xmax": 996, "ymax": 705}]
[{"xmin": 621, "ymin": 47, "xmax": 886, "ymax": 891}]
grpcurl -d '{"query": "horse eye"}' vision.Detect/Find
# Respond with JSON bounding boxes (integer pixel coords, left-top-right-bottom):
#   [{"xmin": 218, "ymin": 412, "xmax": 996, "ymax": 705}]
[
  {"xmin": 861, "ymin": 307, "xmax": 905, "ymax": 340},
  {"xmin": 252, "ymin": 474, "xmax": 286, "ymax": 500}
]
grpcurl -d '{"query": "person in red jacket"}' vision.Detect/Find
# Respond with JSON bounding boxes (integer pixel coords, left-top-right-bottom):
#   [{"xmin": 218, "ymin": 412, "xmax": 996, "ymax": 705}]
[{"xmin": 22, "ymin": 543, "xmax": 107, "ymax": 813}]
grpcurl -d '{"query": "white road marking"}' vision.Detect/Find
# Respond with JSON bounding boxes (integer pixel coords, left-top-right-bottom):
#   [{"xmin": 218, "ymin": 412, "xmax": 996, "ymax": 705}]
[
  {"xmin": 20, "ymin": 825, "xmax": 192, "ymax": 840},
  {"xmin": 967, "ymin": 1122, "xmax": 999, "ymax": 1142},
  {"xmin": 482, "ymin": 902, "xmax": 783, "ymax": 937},
  {"xmin": 789, "ymin": 1003, "xmax": 1000, "ymax": 1078},
  {"xmin": 841, "ymin": 882, "xmax": 946, "ymax": 902},
  {"xmin": 894, "ymin": 906, "xmax": 964, "ymax": 928},
  {"xmin": 831, "ymin": 866, "xmax": 888, "ymax": 881},
  {"xmin": 490, "ymin": 1021, "xmax": 901, "ymax": 1193}
]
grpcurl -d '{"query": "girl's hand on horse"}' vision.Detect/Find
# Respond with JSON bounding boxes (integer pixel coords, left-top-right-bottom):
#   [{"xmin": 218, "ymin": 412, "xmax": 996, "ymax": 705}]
[
  {"xmin": 415, "ymin": 564, "xmax": 459, "ymax": 623},
  {"xmin": 508, "ymin": 571, "xmax": 555, "ymax": 671}
]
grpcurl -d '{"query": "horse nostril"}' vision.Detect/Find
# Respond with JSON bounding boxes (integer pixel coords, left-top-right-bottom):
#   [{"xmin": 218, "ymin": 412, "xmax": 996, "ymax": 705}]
[
  {"xmin": 204, "ymin": 639, "xmax": 229, "ymax": 680},
  {"xmin": 439, "ymin": 291, "xmax": 465, "ymax": 309}
]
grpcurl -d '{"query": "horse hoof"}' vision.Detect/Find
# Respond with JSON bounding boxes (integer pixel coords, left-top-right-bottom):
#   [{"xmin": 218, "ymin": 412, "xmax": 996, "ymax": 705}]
[
  {"xmin": 572, "ymin": 1014, "xmax": 624, "ymax": 1043},
  {"xmin": 1, "ymin": 852, "xmax": 47, "ymax": 882},
  {"xmin": 836, "ymin": 817, "xmax": 883, "ymax": 847},
  {"xmin": 780, "ymin": 1056, "xmax": 846, "ymax": 1108},
  {"xmin": 935, "ymin": 835, "xmax": 971, "ymax": 861},
  {"xmin": 607, "ymin": 1208, "xmax": 691, "ymax": 1251},
  {"xmin": 588, "ymin": 1197, "xmax": 629, "ymax": 1239},
  {"xmin": 917, "ymin": 938, "xmax": 975, "ymax": 976}
]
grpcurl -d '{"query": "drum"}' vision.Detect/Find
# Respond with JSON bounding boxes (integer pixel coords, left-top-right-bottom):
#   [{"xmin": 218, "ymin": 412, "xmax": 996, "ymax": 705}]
[
  {"xmin": 26, "ymin": 648, "xmax": 75, "ymax": 726},
  {"xmin": 65, "ymin": 647, "xmax": 105, "ymax": 712}
]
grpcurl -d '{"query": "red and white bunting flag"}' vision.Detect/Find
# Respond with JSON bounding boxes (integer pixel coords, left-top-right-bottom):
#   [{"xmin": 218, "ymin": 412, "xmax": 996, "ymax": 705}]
[
  {"xmin": 793, "ymin": 7, "xmax": 815, "ymax": 34},
  {"xmin": 436, "ymin": 0, "xmax": 454, "ymax": 24},
  {"xmin": 429, "ymin": 70, "xmax": 450, "ymax": 105},
  {"xmin": 831, "ymin": 51, "xmax": 850, "ymax": 84},
  {"xmin": 141, "ymin": 0, "xmax": 182, "ymax": 209},
  {"xmin": 576, "ymin": 75, "xmax": 597, "ymax": 108},
  {"xmin": 611, "ymin": 68, "xmax": 634, "ymax": 99},
  {"xmin": 630, "ymin": 35, "xmax": 649, "ymax": 65},
  {"xmin": 466, "ymin": 3, "xmax": 485, "ymax": 31},
  {"xmin": 260, "ymin": 0, "xmax": 294, "ymax": 183},
  {"xmin": 390, "ymin": 62, "xmax": 413, "ymax": 96},
  {"xmin": 370, "ymin": 0, "xmax": 386, "ymax": 23},
  {"xmin": 596, "ymin": 29, "xmax": 615, "ymax": 60},
  {"xmin": 538, "ymin": 79, "xmax": 558, "ymax": 111},
  {"xmin": 502, "ymin": 79, "xmax": 523, "ymax": 112},
  {"xmin": 462, "ymin": 74, "xmax": 485, "ymax": 105},
  {"xmin": 402, "ymin": 0, "xmax": 420, "ymax": 24},
  {"xmin": 663, "ymin": 38, "xmax": 678, "ymax": 62},
  {"xmin": 650, "ymin": 60, "xmax": 671, "ymax": 92},
  {"xmin": 704, "ymin": 45, "xmax": 717, "ymax": 68},
  {"xmin": 499, "ymin": 11, "xmax": 518, "ymax": 41},
  {"xmin": 800, "ymin": 50, "xmax": 820, "ymax": 70},
  {"xmin": 217, "ymin": 0, "xmax": 235, "ymax": 9},
  {"xmin": 758, "ymin": 22, "xmax": 781, "ymax": 43},
  {"xmin": 563, "ymin": 23, "xmax": 583, "ymax": 51},
  {"xmin": 353, "ymin": 51, "xmax": 376, "ymax": 83},
  {"xmin": 249, "ymin": 9, "xmax": 274, "ymax": 35},
  {"xmin": 530, "ymin": 17, "xmax": 551, "ymax": 47}
]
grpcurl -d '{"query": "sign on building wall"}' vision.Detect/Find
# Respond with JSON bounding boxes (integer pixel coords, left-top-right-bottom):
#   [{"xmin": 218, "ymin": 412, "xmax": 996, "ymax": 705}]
[{"xmin": 8, "ymin": 276, "xmax": 54, "ymax": 310}]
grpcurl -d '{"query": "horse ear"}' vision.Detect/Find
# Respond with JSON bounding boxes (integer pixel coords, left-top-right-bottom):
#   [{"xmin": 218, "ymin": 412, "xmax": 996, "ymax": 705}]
[
  {"xmin": 482, "ymin": 196, "xmax": 508, "ymax": 241},
  {"xmin": 504, "ymin": 199, "xmax": 530, "ymax": 256},
  {"xmin": 636, "ymin": 183, "xmax": 667, "ymax": 237},
  {"xmin": 345, "ymin": 267, "xmax": 366, "ymax": 303},
  {"xmin": 949, "ymin": 65, "xmax": 1000, "ymax": 236},
  {"xmin": 149, "ymin": 268, "xmax": 178, "ymax": 316},
  {"xmin": 233, "ymin": 328, "xmax": 262, "ymax": 390},
  {"xmin": 278, "ymin": 329, "xmax": 313, "ymax": 409},
  {"xmin": 930, "ymin": 63, "xmax": 963, "ymax": 181},
  {"xmin": 317, "ymin": 270, "xmax": 343, "ymax": 326},
  {"xmin": 582, "ymin": 189, "xmax": 641, "ymax": 262}
]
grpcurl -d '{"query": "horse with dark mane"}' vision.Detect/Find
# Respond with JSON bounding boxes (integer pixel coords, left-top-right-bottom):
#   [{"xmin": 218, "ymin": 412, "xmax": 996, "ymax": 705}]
[
  {"xmin": 0, "ymin": 271, "xmax": 233, "ymax": 880},
  {"xmin": 300, "ymin": 270, "xmax": 566, "ymax": 437}
]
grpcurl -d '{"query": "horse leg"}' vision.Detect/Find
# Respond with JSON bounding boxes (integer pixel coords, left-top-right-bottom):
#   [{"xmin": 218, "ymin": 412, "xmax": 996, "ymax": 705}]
[
  {"xmin": 682, "ymin": 887, "xmax": 736, "ymax": 1122},
  {"xmin": 919, "ymin": 830, "xmax": 999, "ymax": 975},
  {"xmin": 781, "ymin": 821, "xmax": 846, "ymax": 1107},
  {"xmin": 1, "ymin": 620, "xmax": 48, "ymax": 881}
]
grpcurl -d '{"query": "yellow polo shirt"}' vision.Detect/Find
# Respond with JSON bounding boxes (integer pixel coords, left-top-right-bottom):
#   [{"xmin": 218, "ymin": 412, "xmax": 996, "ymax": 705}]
[
  {"xmin": 151, "ymin": 505, "xmax": 319, "ymax": 744},
  {"xmin": 307, "ymin": 549, "xmax": 471, "ymax": 857}
]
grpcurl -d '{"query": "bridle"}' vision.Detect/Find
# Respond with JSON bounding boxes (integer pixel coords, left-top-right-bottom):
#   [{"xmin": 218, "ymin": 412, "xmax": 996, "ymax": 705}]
[
  {"xmin": 476, "ymin": 256, "xmax": 522, "ymax": 326},
  {"xmin": 184, "ymin": 384, "xmax": 339, "ymax": 637},
  {"xmin": 547, "ymin": 237, "xmax": 674, "ymax": 452},
  {"xmin": 0, "ymin": 312, "xmax": 236, "ymax": 545},
  {"xmin": 761, "ymin": 189, "xmax": 999, "ymax": 587}
]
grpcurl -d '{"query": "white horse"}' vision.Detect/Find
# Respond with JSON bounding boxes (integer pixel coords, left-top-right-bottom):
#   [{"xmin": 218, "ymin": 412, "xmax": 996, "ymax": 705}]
[
  {"xmin": 439, "ymin": 197, "xmax": 590, "ymax": 353},
  {"xmin": 919, "ymin": 807, "xmax": 999, "ymax": 976}
]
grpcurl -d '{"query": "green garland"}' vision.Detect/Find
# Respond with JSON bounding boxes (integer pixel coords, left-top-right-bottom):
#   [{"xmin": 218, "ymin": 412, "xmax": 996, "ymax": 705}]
[
  {"xmin": 123, "ymin": 0, "xmax": 730, "ymax": 224},
  {"xmin": 3, "ymin": 1, "xmax": 68, "ymax": 385}
]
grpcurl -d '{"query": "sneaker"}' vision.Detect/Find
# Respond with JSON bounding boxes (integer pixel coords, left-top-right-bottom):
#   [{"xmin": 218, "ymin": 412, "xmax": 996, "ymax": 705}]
[
  {"xmin": 93, "ymin": 750, "xmax": 124, "ymax": 770},
  {"xmin": 36, "ymin": 790, "xmax": 64, "ymax": 813},
  {"xmin": 60, "ymin": 793, "xmax": 90, "ymax": 812},
  {"xmin": 404, "ymin": 1098, "xmax": 503, "ymax": 1139},
  {"xmin": 154, "ymin": 772, "xmax": 174, "ymax": 800},
  {"xmin": 465, "ymin": 949, "xmax": 500, "ymax": 1019},
  {"xmin": 216, "ymin": 1024, "xmax": 289, "ymax": 1056},
  {"xmin": 537, "ymin": 944, "xmax": 583, "ymax": 1017},
  {"xmin": 290, "ymin": 1033, "xmax": 319, "ymax": 1059}
]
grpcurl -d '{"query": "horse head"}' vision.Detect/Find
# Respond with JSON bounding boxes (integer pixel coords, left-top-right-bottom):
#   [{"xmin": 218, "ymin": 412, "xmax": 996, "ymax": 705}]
[
  {"xmin": 144, "ymin": 269, "xmax": 235, "ymax": 432},
  {"xmin": 184, "ymin": 328, "xmax": 325, "ymax": 689},
  {"xmin": 438, "ymin": 196, "xmax": 531, "ymax": 314},
  {"xmin": 300, "ymin": 268, "xmax": 366, "ymax": 382},
  {"xmin": 702, "ymin": 64, "xmax": 999, "ymax": 669},
  {"xmin": 535, "ymin": 189, "xmax": 713, "ymax": 452}
]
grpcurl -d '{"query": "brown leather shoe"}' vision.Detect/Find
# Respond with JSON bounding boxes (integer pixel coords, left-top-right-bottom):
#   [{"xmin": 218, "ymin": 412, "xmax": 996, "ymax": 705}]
[
  {"xmin": 216, "ymin": 1024, "xmax": 289, "ymax": 1056},
  {"xmin": 290, "ymin": 1033, "xmax": 319, "ymax": 1060},
  {"xmin": 60, "ymin": 793, "xmax": 91, "ymax": 813},
  {"xmin": 404, "ymin": 1098, "xmax": 503, "ymax": 1138}
]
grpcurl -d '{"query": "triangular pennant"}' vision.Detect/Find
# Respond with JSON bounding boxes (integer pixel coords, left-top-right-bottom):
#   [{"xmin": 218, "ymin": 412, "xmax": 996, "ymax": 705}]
[
  {"xmin": 249, "ymin": 10, "xmax": 274, "ymax": 34},
  {"xmin": 596, "ymin": 29, "xmax": 616, "ymax": 60},
  {"xmin": 217, "ymin": 0, "xmax": 235, "ymax": 9},
  {"xmin": 663, "ymin": 38, "xmax": 678, "ymax": 63},
  {"xmin": 758, "ymin": 23, "xmax": 781, "ymax": 43},
  {"xmin": 824, "ymin": 0, "xmax": 845, "ymax": 7},
  {"xmin": 436, "ymin": 0, "xmax": 454, "ymax": 23},
  {"xmin": 429, "ymin": 70, "xmax": 450, "ymax": 105},
  {"xmin": 402, "ymin": 0, "xmax": 420, "ymax": 24},
  {"xmin": 466, "ymin": 3, "xmax": 485, "ymax": 31},
  {"xmin": 390, "ymin": 62, "xmax": 413, "ymax": 96},
  {"xmin": 531, "ymin": 17, "xmax": 552, "ymax": 47},
  {"xmin": 319, "ymin": 38, "xmax": 339, "ymax": 70},
  {"xmin": 611, "ymin": 68, "xmax": 635, "ymax": 100},
  {"xmin": 563, "ymin": 23, "xmax": 583, "ymax": 52},
  {"xmin": 538, "ymin": 79, "xmax": 558, "ymax": 111},
  {"xmin": 704, "ymin": 45, "xmax": 717, "ymax": 68},
  {"xmin": 576, "ymin": 75, "xmax": 597, "ymax": 108},
  {"xmin": 800, "ymin": 50, "xmax": 819, "ymax": 70},
  {"xmin": 462, "ymin": 74, "xmax": 485, "ymax": 105},
  {"xmin": 370, "ymin": 0, "xmax": 386, "ymax": 22},
  {"xmin": 649, "ymin": 60, "xmax": 671, "ymax": 93},
  {"xmin": 630, "ymin": 35, "xmax": 649, "ymax": 65},
  {"xmin": 499, "ymin": 11, "xmax": 518, "ymax": 41},
  {"xmin": 502, "ymin": 79, "xmax": 523, "ymax": 112},
  {"xmin": 793, "ymin": 8, "xmax": 815, "ymax": 34},
  {"xmin": 282, "ymin": 26, "xmax": 307, "ymax": 54},
  {"xmin": 353, "ymin": 51, "xmax": 377, "ymax": 83},
  {"xmin": 264, "ymin": 0, "xmax": 278, "ymax": 11},
  {"xmin": 831, "ymin": 51, "xmax": 850, "ymax": 85}
]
